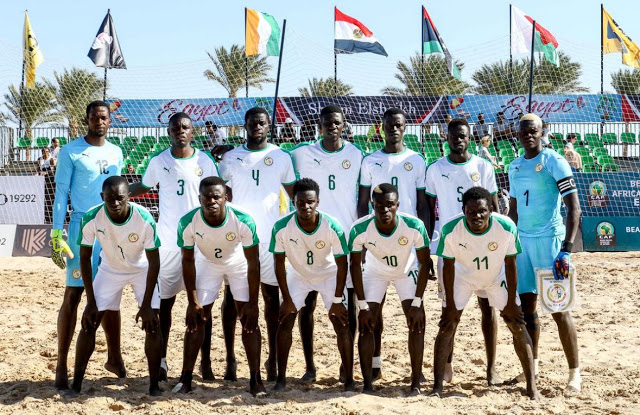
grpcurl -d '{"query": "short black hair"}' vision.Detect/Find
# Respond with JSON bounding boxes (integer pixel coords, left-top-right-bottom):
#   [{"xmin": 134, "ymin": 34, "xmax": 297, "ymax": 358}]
[
  {"xmin": 383, "ymin": 108, "xmax": 406, "ymax": 121},
  {"xmin": 567, "ymin": 133, "xmax": 577, "ymax": 140},
  {"xmin": 320, "ymin": 104, "xmax": 345, "ymax": 120},
  {"xmin": 199, "ymin": 176, "xmax": 227, "ymax": 192},
  {"xmin": 462, "ymin": 186, "xmax": 492, "ymax": 208},
  {"xmin": 372, "ymin": 183, "xmax": 398, "ymax": 202},
  {"xmin": 168, "ymin": 112, "xmax": 193, "ymax": 127},
  {"xmin": 86, "ymin": 100, "xmax": 110, "ymax": 117},
  {"xmin": 205, "ymin": 121, "xmax": 213, "ymax": 127},
  {"xmin": 245, "ymin": 107, "xmax": 271, "ymax": 123},
  {"xmin": 293, "ymin": 177, "xmax": 319, "ymax": 198},
  {"xmin": 102, "ymin": 175, "xmax": 128, "ymax": 192},
  {"xmin": 448, "ymin": 118, "xmax": 470, "ymax": 133}
]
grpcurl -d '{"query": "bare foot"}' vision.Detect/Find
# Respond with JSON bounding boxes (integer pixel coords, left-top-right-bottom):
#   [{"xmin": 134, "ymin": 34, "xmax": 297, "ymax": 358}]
[
  {"xmin": 409, "ymin": 387, "xmax": 422, "ymax": 397},
  {"xmin": 104, "ymin": 360, "xmax": 127, "ymax": 378},
  {"xmin": 444, "ymin": 363, "xmax": 454, "ymax": 383},
  {"xmin": 223, "ymin": 359, "xmax": 237, "ymax": 381},
  {"xmin": 300, "ymin": 370, "xmax": 316, "ymax": 383},
  {"xmin": 344, "ymin": 380, "xmax": 356, "ymax": 392},
  {"xmin": 250, "ymin": 380, "xmax": 268, "ymax": 397},
  {"xmin": 264, "ymin": 359, "xmax": 277, "ymax": 382},
  {"xmin": 428, "ymin": 388, "xmax": 442, "ymax": 398},
  {"xmin": 487, "ymin": 368, "xmax": 503, "ymax": 386},
  {"xmin": 272, "ymin": 381, "xmax": 286, "ymax": 392},
  {"xmin": 54, "ymin": 366, "xmax": 69, "ymax": 390},
  {"xmin": 149, "ymin": 384, "xmax": 163, "ymax": 397},
  {"xmin": 171, "ymin": 382, "xmax": 192, "ymax": 394},
  {"xmin": 528, "ymin": 389, "xmax": 543, "ymax": 400},
  {"xmin": 372, "ymin": 368, "xmax": 383, "ymax": 382},
  {"xmin": 201, "ymin": 362, "xmax": 215, "ymax": 381}
]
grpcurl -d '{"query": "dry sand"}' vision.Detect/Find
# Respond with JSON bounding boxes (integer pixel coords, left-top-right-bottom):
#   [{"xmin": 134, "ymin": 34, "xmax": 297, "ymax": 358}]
[{"xmin": 0, "ymin": 253, "xmax": 639, "ymax": 414}]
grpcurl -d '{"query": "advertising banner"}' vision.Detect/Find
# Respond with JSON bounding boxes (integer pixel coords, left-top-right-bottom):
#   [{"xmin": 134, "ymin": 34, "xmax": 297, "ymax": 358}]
[
  {"xmin": 0, "ymin": 176, "xmax": 45, "ymax": 224},
  {"xmin": 574, "ymin": 173, "xmax": 640, "ymax": 217},
  {"xmin": 0, "ymin": 225, "xmax": 16, "ymax": 257},
  {"xmin": 582, "ymin": 216, "xmax": 640, "ymax": 251}
]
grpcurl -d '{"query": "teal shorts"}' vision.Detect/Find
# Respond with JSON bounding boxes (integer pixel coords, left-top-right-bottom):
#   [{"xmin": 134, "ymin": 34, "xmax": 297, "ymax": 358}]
[
  {"xmin": 516, "ymin": 235, "xmax": 563, "ymax": 295},
  {"xmin": 66, "ymin": 219, "xmax": 102, "ymax": 287}
]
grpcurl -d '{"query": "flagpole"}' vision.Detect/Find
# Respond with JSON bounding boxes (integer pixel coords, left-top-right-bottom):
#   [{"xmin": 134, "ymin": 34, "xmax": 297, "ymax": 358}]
[
  {"xmin": 19, "ymin": 10, "xmax": 27, "ymax": 138},
  {"xmin": 102, "ymin": 9, "xmax": 111, "ymax": 101},
  {"xmin": 245, "ymin": 8, "xmax": 249, "ymax": 97},
  {"xmin": 334, "ymin": 53, "xmax": 338, "ymax": 97},
  {"xmin": 271, "ymin": 19, "xmax": 286, "ymax": 141},
  {"xmin": 421, "ymin": 6, "xmax": 425, "ymax": 96},
  {"xmin": 527, "ymin": 20, "xmax": 536, "ymax": 112},
  {"xmin": 509, "ymin": 4, "xmax": 514, "ymax": 94},
  {"xmin": 600, "ymin": 3, "xmax": 604, "ymax": 95}
]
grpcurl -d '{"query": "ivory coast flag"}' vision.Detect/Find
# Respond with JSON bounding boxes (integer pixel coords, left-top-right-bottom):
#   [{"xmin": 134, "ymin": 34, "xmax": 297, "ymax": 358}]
[
  {"xmin": 23, "ymin": 11, "xmax": 44, "ymax": 88},
  {"xmin": 245, "ymin": 8, "xmax": 281, "ymax": 56},
  {"xmin": 511, "ymin": 6, "xmax": 559, "ymax": 67}
]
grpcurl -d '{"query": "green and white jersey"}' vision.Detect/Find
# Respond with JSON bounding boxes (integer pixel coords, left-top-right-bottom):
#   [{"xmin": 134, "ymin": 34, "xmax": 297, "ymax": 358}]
[
  {"xmin": 289, "ymin": 140, "xmax": 363, "ymax": 232},
  {"xmin": 425, "ymin": 155, "xmax": 498, "ymax": 230},
  {"xmin": 436, "ymin": 213, "xmax": 521, "ymax": 287},
  {"xmin": 219, "ymin": 144, "xmax": 296, "ymax": 242},
  {"xmin": 349, "ymin": 213, "xmax": 429, "ymax": 279},
  {"xmin": 269, "ymin": 210, "xmax": 348, "ymax": 281},
  {"xmin": 79, "ymin": 202, "xmax": 160, "ymax": 274},
  {"xmin": 359, "ymin": 148, "xmax": 426, "ymax": 216},
  {"xmin": 177, "ymin": 204, "xmax": 259, "ymax": 266},
  {"xmin": 142, "ymin": 147, "xmax": 219, "ymax": 251}
]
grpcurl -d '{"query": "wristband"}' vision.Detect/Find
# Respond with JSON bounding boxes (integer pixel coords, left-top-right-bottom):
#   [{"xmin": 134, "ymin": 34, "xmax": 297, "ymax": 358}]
[
  {"xmin": 332, "ymin": 296, "xmax": 343, "ymax": 304},
  {"xmin": 561, "ymin": 241, "xmax": 573, "ymax": 253},
  {"xmin": 358, "ymin": 300, "xmax": 370, "ymax": 311},
  {"xmin": 51, "ymin": 229, "xmax": 63, "ymax": 238},
  {"xmin": 411, "ymin": 297, "xmax": 422, "ymax": 307}
]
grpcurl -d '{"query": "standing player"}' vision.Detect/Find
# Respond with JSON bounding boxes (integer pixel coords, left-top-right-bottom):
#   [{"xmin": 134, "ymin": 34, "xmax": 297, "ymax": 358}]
[
  {"xmin": 129, "ymin": 112, "xmax": 219, "ymax": 381},
  {"xmin": 288, "ymin": 104, "xmax": 363, "ymax": 382},
  {"xmin": 270, "ymin": 178, "xmax": 354, "ymax": 391},
  {"xmin": 431, "ymin": 187, "xmax": 540, "ymax": 400},
  {"xmin": 357, "ymin": 108, "xmax": 428, "ymax": 380},
  {"xmin": 218, "ymin": 107, "xmax": 296, "ymax": 381},
  {"xmin": 71, "ymin": 177, "xmax": 162, "ymax": 396},
  {"xmin": 51, "ymin": 101, "xmax": 125, "ymax": 390},
  {"xmin": 424, "ymin": 118, "xmax": 502, "ymax": 384},
  {"xmin": 508, "ymin": 113, "xmax": 582, "ymax": 393},
  {"xmin": 350, "ymin": 184, "xmax": 432, "ymax": 395},
  {"xmin": 173, "ymin": 177, "xmax": 265, "ymax": 396}
]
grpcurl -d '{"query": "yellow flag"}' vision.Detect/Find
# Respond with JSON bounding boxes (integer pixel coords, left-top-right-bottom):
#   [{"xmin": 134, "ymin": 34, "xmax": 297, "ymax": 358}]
[
  {"xmin": 603, "ymin": 7, "xmax": 640, "ymax": 69},
  {"xmin": 279, "ymin": 187, "xmax": 289, "ymax": 216},
  {"xmin": 23, "ymin": 11, "xmax": 44, "ymax": 88}
]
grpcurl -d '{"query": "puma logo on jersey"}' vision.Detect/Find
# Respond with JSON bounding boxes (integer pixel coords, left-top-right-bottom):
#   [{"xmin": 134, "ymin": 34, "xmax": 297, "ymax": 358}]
[
  {"xmin": 368, "ymin": 241, "xmax": 377, "ymax": 247},
  {"xmin": 513, "ymin": 166, "xmax": 520, "ymax": 172},
  {"xmin": 374, "ymin": 162, "xmax": 384, "ymax": 168},
  {"xmin": 195, "ymin": 232, "xmax": 204, "ymax": 239},
  {"xmin": 80, "ymin": 152, "xmax": 90, "ymax": 158},
  {"xmin": 458, "ymin": 243, "xmax": 468, "ymax": 249},
  {"xmin": 442, "ymin": 173, "xmax": 450, "ymax": 179},
  {"xmin": 236, "ymin": 157, "xmax": 245, "ymax": 164},
  {"xmin": 289, "ymin": 238, "xmax": 299, "ymax": 245},
  {"xmin": 97, "ymin": 229, "xmax": 106, "ymax": 235},
  {"xmin": 163, "ymin": 167, "xmax": 171, "ymax": 173},
  {"xmin": 117, "ymin": 245, "xmax": 125, "ymax": 259},
  {"xmin": 313, "ymin": 158, "xmax": 321, "ymax": 165}
]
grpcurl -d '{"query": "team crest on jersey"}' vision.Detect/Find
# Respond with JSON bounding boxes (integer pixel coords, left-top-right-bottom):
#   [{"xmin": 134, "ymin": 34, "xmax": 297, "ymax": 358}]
[
  {"xmin": 342, "ymin": 160, "xmax": 351, "ymax": 169},
  {"xmin": 128, "ymin": 233, "xmax": 139, "ymax": 243},
  {"xmin": 398, "ymin": 236, "xmax": 409, "ymax": 246},
  {"xmin": 535, "ymin": 163, "xmax": 543, "ymax": 172},
  {"xmin": 226, "ymin": 232, "xmax": 237, "ymax": 241},
  {"xmin": 404, "ymin": 162, "xmax": 413, "ymax": 171},
  {"xmin": 72, "ymin": 269, "xmax": 81, "ymax": 279},
  {"xmin": 195, "ymin": 167, "xmax": 203, "ymax": 177},
  {"xmin": 264, "ymin": 157, "xmax": 274, "ymax": 166},
  {"xmin": 471, "ymin": 172, "xmax": 481, "ymax": 182},
  {"xmin": 315, "ymin": 240, "xmax": 326, "ymax": 249},
  {"xmin": 488, "ymin": 241, "xmax": 498, "ymax": 251}
]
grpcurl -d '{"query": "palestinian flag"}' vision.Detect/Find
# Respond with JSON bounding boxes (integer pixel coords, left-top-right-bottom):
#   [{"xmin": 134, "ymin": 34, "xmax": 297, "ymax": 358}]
[
  {"xmin": 245, "ymin": 8, "xmax": 281, "ymax": 56},
  {"xmin": 422, "ymin": 7, "xmax": 461, "ymax": 80},
  {"xmin": 511, "ymin": 6, "xmax": 559, "ymax": 67},
  {"xmin": 334, "ymin": 7, "xmax": 387, "ymax": 56}
]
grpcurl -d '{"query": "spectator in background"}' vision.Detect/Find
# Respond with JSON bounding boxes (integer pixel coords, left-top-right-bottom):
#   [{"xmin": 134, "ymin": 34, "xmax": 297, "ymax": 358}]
[
  {"xmin": 439, "ymin": 114, "xmax": 452, "ymax": 141},
  {"xmin": 300, "ymin": 119, "xmax": 317, "ymax": 142},
  {"xmin": 498, "ymin": 188, "xmax": 510, "ymax": 215},
  {"xmin": 50, "ymin": 138, "xmax": 61, "ymax": 159},
  {"xmin": 126, "ymin": 163, "xmax": 136, "ymax": 174},
  {"xmin": 37, "ymin": 147, "xmax": 56, "ymax": 176},
  {"xmin": 205, "ymin": 121, "xmax": 227, "ymax": 149},
  {"xmin": 473, "ymin": 113, "xmax": 490, "ymax": 141},
  {"xmin": 478, "ymin": 136, "xmax": 499, "ymax": 170},
  {"xmin": 341, "ymin": 119, "xmax": 354, "ymax": 141},
  {"xmin": 513, "ymin": 112, "xmax": 524, "ymax": 131},
  {"xmin": 493, "ymin": 111, "xmax": 511, "ymax": 142},
  {"xmin": 279, "ymin": 118, "xmax": 298, "ymax": 142},
  {"xmin": 565, "ymin": 133, "xmax": 578, "ymax": 151},
  {"xmin": 564, "ymin": 143, "xmax": 582, "ymax": 171},
  {"xmin": 541, "ymin": 121, "xmax": 552, "ymax": 148},
  {"xmin": 368, "ymin": 117, "xmax": 384, "ymax": 142}
]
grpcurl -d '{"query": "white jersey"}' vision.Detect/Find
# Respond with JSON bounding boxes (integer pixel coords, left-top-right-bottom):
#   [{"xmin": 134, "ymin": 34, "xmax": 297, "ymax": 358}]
[
  {"xmin": 349, "ymin": 213, "xmax": 429, "ymax": 279},
  {"xmin": 359, "ymin": 148, "xmax": 426, "ymax": 216},
  {"xmin": 269, "ymin": 210, "xmax": 348, "ymax": 281},
  {"xmin": 436, "ymin": 213, "xmax": 521, "ymax": 287},
  {"xmin": 425, "ymin": 155, "xmax": 498, "ymax": 230},
  {"xmin": 177, "ymin": 204, "xmax": 259, "ymax": 266},
  {"xmin": 219, "ymin": 143, "xmax": 296, "ymax": 242},
  {"xmin": 79, "ymin": 202, "xmax": 160, "ymax": 274},
  {"xmin": 289, "ymin": 140, "xmax": 363, "ymax": 231},
  {"xmin": 142, "ymin": 147, "xmax": 219, "ymax": 251}
]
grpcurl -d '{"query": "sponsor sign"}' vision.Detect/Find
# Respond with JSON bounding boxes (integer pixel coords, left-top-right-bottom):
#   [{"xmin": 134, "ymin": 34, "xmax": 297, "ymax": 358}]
[
  {"xmin": 575, "ymin": 173, "xmax": 640, "ymax": 216},
  {"xmin": 0, "ymin": 176, "xmax": 45, "ymax": 224},
  {"xmin": 0, "ymin": 225, "xmax": 16, "ymax": 257},
  {"xmin": 582, "ymin": 216, "xmax": 640, "ymax": 251},
  {"xmin": 12, "ymin": 225, "xmax": 52, "ymax": 256}
]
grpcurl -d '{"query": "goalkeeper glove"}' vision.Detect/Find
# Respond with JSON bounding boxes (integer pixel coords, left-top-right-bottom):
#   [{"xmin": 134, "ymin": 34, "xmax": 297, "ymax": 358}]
[
  {"xmin": 553, "ymin": 251, "xmax": 571, "ymax": 280},
  {"xmin": 50, "ymin": 229, "xmax": 73, "ymax": 270}
]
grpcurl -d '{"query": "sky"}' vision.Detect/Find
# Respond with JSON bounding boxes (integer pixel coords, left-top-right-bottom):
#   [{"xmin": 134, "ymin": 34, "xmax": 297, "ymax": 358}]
[{"xmin": 0, "ymin": 0, "xmax": 638, "ymax": 101}]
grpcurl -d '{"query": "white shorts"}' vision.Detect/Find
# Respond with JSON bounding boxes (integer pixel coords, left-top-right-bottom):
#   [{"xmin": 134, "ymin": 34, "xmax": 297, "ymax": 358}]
[
  {"xmin": 437, "ymin": 256, "xmax": 487, "ymax": 300},
  {"xmin": 197, "ymin": 259, "xmax": 249, "ymax": 306},
  {"xmin": 259, "ymin": 243, "xmax": 278, "ymax": 286},
  {"xmin": 158, "ymin": 248, "xmax": 184, "ymax": 299},
  {"xmin": 287, "ymin": 268, "xmax": 347, "ymax": 311},
  {"xmin": 362, "ymin": 266, "xmax": 418, "ymax": 304},
  {"xmin": 93, "ymin": 268, "xmax": 160, "ymax": 311},
  {"xmin": 442, "ymin": 278, "xmax": 520, "ymax": 311}
]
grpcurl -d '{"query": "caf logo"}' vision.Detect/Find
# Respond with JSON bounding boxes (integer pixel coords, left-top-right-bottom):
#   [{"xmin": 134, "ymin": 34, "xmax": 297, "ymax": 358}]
[
  {"xmin": 597, "ymin": 222, "xmax": 614, "ymax": 236},
  {"xmin": 471, "ymin": 172, "xmax": 480, "ymax": 182},
  {"xmin": 315, "ymin": 240, "xmax": 326, "ymax": 249},
  {"xmin": 590, "ymin": 181, "xmax": 607, "ymax": 196},
  {"xmin": 353, "ymin": 28, "xmax": 364, "ymax": 39},
  {"xmin": 488, "ymin": 241, "xmax": 498, "ymax": 251},
  {"xmin": 264, "ymin": 157, "xmax": 274, "ymax": 166},
  {"xmin": 72, "ymin": 269, "xmax": 81, "ymax": 279},
  {"xmin": 226, "ymin": 232, "xmax": 237, "ymax": 241},
  {"xmin": 128, "ymin": 233, "xmax": 139, "ymax": 242},
  {"xmin": 404, "ymin": 162, "xmax": 413, "ymax": 171},
  {"xmin": 342, "ymin": 160, "xmax": 351, "ymax": 169},
  {"xmin": 535, "ymin": 163, "xmax": 543, "ymax": 173},
  {"xmin": 195, "ymin": 167, "xmax": 203, "ymax": 177},
  {"xmin": 398, "ymin": 236, "xmax": 409, "ymax": 246}
]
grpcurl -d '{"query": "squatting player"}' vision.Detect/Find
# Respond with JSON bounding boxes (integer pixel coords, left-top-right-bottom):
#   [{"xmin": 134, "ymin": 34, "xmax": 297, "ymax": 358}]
[
  {"xmin": 288, "ymin": 104, "xmax": 363, "ymax": 382},
  {"xmin": 425, "ymin": 118, "xmax": 502, "ymax": 384},
  {"xmin": 130, "ymin": 112, "xmax": 219, "ymax": 381},
  {"xmin": 218, "ymin": 107, "xmax": 296, "ymax": 381},
  {"xmin": 350, "ymin": 184, "xmax": 432, "ymax": 395},
  {"xmin": 71, "ymin": 177, "xmax": 162, "ymax": 396},
  {"xmin": 508, "ymin": 113, "xmax": 582, "ymax": 393},
  {"xmin": 357, "ymin": 108, "xmax": 429, "ymax": 381},
  {"xmin": 270, "ymin": 178, "xmax": 354, "ymax": 392},
  {"xmin": 51, "ymin": 100, "xmax": 125, "ymax": 390},
  {"xmin": 431, "ymin": 187, "xmax": 540, "ymax": 400},
  {"xmin": 173, "ymin": 177, "xmax": 265, "ymax": 396}
]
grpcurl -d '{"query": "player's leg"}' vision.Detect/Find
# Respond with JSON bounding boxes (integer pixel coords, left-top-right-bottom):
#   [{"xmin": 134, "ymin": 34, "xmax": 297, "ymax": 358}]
[
  {"xmin": 298, "ymin": 290, "xmax": 318, "ymax": 382},
  {"xmin": 477, "ymin": 295, "xmax": 501, "ymax": 384},
  {"xmin": 145, "ymin": 308, "xmax": 163, "ymax": 397},
  {"xmin": 157, "ymin": 249, "xmax": 184, "ymax": 380},
  {"xmin": 220, "ymin": 284, "xmax": 238, "ymax": 381},
  {"xmin": 436, "ymin": 256, "xmax": 455, "ymax": 383},
  {"xmin": 174, "ymin": 303, "xmax": 213, "ymax": 393},
  {"xmin": 258, "ymin": 243, "xmax": 279, "ymax": 381},
  {"xmin": 70, "ymin": 311, "xmax": 106, "ymax": 393},
  {"xmin": 347, "ymin": 287, "xmax": 357, "ymax": 340},
  {"xmin": 359, "ymin": 275, "xmax": 386, "ymax": 394},
  {"xmin": 56, "ymin": 286, "xmax": 83, "ymax": 390},
  {"xmin": 395, "ymin": 277, "xmax": 426, "ymax": 394},
  {"xmin": 159, "ymin": 296, "xmax": 176, "ymax": 380},
  {"xmin": 200, "ymin": 310, "xmax": 215, "ymax": 381},
  {"xmin": 371, "ymin": 293, "xmax": 386, "ymax": 381}
]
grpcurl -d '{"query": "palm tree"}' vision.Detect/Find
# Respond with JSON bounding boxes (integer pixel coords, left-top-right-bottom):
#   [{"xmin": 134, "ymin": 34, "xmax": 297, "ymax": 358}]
[
  {"xmin": 382, "ymin": 54, "xmax": 469, "ymax": 96},
  {"xmin": 3, "ymin": 81, "xmax": 60, "ymax": 138},
  {"xmin": 298, "ymin": 77, "xmax": 354, "ymax": 97},
  {"xmin": 47, "ymin": 68, "xmax": 104, "ymax": 137},
  {"xmin": 611, "ymin": 69, "xmax": 640, "ymax": 94},
  {"xmin": 204, "ymin": 45, "xmax": 274, "ymax": 97},
  {"xmin": 472, "ymin": 51, "xmax": 588, "ymax": 94}
]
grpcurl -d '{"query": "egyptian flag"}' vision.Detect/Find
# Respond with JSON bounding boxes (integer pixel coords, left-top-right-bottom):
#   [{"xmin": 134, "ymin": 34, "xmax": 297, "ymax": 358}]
[
  {"xmin": 422, "ymin": 7, "xmax": 461, "ymax": 80},
  {"xmin": 88, "ymin": 10, "xmax": 127, "ymax": 69},
  {"xmin": 602, "ymin": 7, "xmax": 640, "ymax": 69},
  {"xmin": 334, "ymin": 7, "xmax": 387, "ymax": 56},
  {"xmin": 511, "ymin": 6, "xmax": 559, "ymax": 67}
]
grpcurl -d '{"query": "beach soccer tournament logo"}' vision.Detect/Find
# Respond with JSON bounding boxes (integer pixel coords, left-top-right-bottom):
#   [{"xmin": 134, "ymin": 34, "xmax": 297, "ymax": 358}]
[
  {"xmin": 596, "ymin": 221, "xmax": 616, "ymax": 247},
  {"xmin": 546, "ymin": 282, "xmax": 567, "ymax": 305},
  {"xmin": 588, "ymin": 180, "xmax": 609, "ymax": 208}
]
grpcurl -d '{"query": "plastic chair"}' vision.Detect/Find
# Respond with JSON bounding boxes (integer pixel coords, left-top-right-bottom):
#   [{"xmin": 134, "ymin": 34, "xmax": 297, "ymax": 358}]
[
  {"xmin": 17, "ymin": 137, "xmax": 32, "ymax": 147},
  {"xmin": 582, "ymin": 164, "xmax": 599, "ymax": 172},
  {"xmin": 601, "ymin": 133, "xmax": 617, "ymax": 144},
  {"xmin": 36, "ymin": 137, "xmax": 50, "ymax": 147},
  {"xmin": 601, "ymin": 163, "xmax": 619, "ymax": 172},
  {"xmin": 620, "ymin": 132, "xmax": 636, "ymax": 144}
]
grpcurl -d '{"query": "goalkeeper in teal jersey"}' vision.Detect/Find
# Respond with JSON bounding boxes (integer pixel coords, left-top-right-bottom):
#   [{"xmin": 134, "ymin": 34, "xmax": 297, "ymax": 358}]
[
  {"xmin": 508, "ymin": 113, "xmax": 582, "ymax": 393},
  {"xmin": 51, "ymin": 101, "xmax": 125, "ymax": 391}
]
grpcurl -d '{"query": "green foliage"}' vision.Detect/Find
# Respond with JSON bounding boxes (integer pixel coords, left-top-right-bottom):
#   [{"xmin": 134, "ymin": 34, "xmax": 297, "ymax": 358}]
[
  {"xmin": 3, "ymin": 81, "xmax": 60, "ymax": 137},
  {"xmin": 298, "ymin": 77, "xmax": 354, "ymax": 97},
  {"xmin": 610, "ymin": 69, "xmax": 640, "ymax": 94},
  {"xmin": 382, "ymin": 54, "xmax": 469, "ymax": 96},
  {"xmin": 204, "ymin": 44, "xmax": 275, "ymax": 97}
]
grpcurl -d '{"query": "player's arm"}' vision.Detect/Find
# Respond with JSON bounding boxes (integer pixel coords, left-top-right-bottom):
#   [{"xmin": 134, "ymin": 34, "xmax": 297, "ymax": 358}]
[
  {"xmin": 241, "ymin": 245, "xmax": 261, "ymax": 332},
  {"xmin": 357, "ymin": 186, "xmax": 370, "ymax": 218},
  {"xmin": 129, "ymin": 182, "xmax": 151, "ymax": 197},
  {"xmin": 416, "ymin": 190, "xmax": 429, "ymax": 225},
  {"xmin": 491, "ymin": 193, "xmax": 500, "ymax": 213},
  {"xmin": 508, "ymin": 197, "xmax": 518, "ymax": 224},
  {"xmin": 501, "ymin": 256, "xmax": 525, "ymax": 324},
  {"xmin": 283, "ymin": 184, "xmax": 294, "ymax": 200},
  {"xmin": 50, "ymin": 150, "xmax": 74, "ymax": 268},
  {"xmin": 425, "ymin": 194, "xmax": 437, "ymax": 240},
  {"xmin": 415, "ymin": 248, "xmax": 431, "ymax": 298},
  {"xmin": 275, "ymin": 253, "xmax": 296, "ymax": 320},
  {"xmin": 329, "ymin": 255, "xmax": 349, "ymax": 326},
  {"xmin": 136, "ymin": 248, "xmax": 161, "ymax": 334},
  {"xmin": 79, "ymin": 245, "xmax": 99, "ymax": 331},
  {"xmin": 562, "ymin": 190, "xmax": 581, "ymax": 252},
  {"xmin": 350, "ymin": 250, "xmax": 373, "ymax": 331},
  {"xmin": 441, "ymin": 257, "xmax": 460, "ymax": 330},
  {"xmin": 181, "ymin": 247, "xmax": 204, "ymax": 333}
]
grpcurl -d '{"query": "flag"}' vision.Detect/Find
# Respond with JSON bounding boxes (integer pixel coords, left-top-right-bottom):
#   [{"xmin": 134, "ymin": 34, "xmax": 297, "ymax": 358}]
[
  {"xmin": 23, "ymin": 12, "xmax": 44, "ymax": 89},
  {"xmin": 511, "ymin": 6, "xmax": 559, "ymax": 67},
  {"xmin": 88, "ymin": 10, "xmax": 126, "ymax": 69},
  {"xmin": 422, "ymin": 7, "xmax": 461, "ymax": 80},
  {"xmin": 245, "ymin": 8, "xmax": 281, "ymax": 56},
  {"xmin": 602, "ymin": 8, "xmax": 640, "ymax": 69},
  {"xmin": 334, "ymin": 7, "xmax": 387, "ymax": 57}
]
